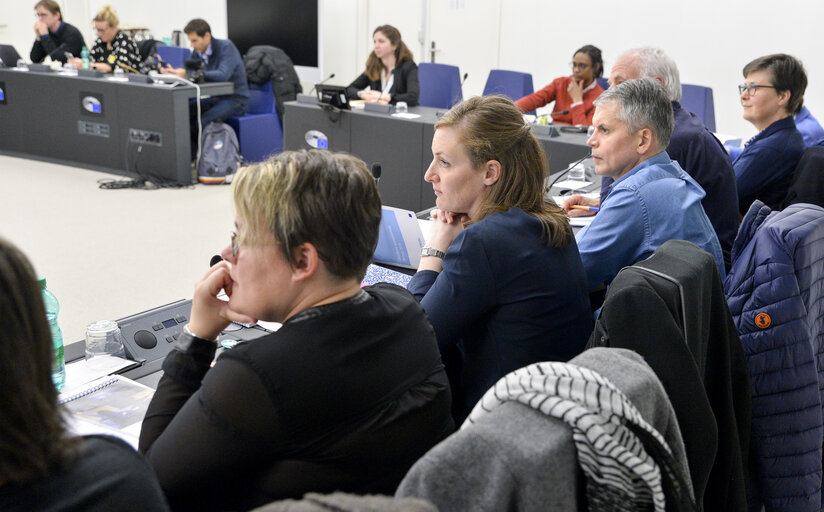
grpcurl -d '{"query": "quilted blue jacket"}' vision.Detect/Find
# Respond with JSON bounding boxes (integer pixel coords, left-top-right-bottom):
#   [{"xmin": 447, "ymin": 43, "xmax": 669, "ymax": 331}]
[{"xmin": 724, "ymin": 200, "xmax": 824, "ymax": 512}]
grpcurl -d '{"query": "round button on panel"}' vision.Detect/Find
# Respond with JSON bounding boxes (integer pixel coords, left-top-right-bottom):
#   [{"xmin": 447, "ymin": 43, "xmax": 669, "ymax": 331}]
[{"xmin": 134, "ymin": 329, "xmax": 157, "ymax": 349}]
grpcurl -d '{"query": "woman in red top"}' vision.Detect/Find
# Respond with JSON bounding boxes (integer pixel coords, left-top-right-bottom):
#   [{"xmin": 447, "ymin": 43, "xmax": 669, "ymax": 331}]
[{"xmin": 515, "ymin": 45, "xmax": 604, "ymax": 125}]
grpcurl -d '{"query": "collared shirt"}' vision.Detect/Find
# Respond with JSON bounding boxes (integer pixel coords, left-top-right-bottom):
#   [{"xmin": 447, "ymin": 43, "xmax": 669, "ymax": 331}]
[
  {"xmin": 732, "ymin": 116, "xmax": 805, "ymax": 214},
  {"xmin": 576, "ymin": 152, "xmax": 725, "ymax": 290},
  {"xmin": 196, "ymin": 43, "xmax": 213, "ymax": 66},
  {"xmin": 41, "ymin": 21, "xmax": 65, "ymax": 39},
  {"xmin": 601, "ymin": 101, "xmax": 739, "ymax": 271}
]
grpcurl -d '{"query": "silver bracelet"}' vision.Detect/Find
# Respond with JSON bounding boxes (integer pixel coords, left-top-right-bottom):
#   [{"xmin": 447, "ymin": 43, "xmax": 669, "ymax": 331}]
[
  {"xmin": 183, "ymin": 324, "xmax": 216, "ymax": 342},
  {"xmin": 421, "ymin": 247, "xmax": 445, "ymax": 259}
]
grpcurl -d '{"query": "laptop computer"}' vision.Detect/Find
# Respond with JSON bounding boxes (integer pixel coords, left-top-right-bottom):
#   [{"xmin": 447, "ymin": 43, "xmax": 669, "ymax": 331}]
[
  {"xmin": 0, "ymin": 44, "xmax": 23, "ymax": 68},
  {"xmin": 373, "ymin": 206, "xmax": 426, "ymax": 270}
]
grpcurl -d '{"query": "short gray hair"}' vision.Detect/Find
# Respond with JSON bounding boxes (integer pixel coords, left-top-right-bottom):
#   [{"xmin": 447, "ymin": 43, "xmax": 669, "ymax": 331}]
[
  {"xmin": 622, "ymin": 47, "xmax": 682, "ymax": 101},
  {"xmin": 594, "ymin": 78, "xmax": 674, "ymax": 149}
]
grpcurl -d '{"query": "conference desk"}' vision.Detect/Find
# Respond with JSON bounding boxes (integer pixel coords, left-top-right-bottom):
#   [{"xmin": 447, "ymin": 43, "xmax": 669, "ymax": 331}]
[
  {"xmin": 283, "ymin": 101, "xmax": 591, "ymax": 212},
  {"xmin": 0, "ymin": 68, "xmax": 232, "ymax": 184}
]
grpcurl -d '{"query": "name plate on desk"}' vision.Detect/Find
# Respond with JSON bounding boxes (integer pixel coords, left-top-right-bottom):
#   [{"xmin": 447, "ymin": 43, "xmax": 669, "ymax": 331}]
[
  {"xmin": 532, "ymin": 124, "xmax": 560, "ymax": 137},
  {"xmin": 78, "ymin": 69, "xmax": 104, "ymax": 78},
  {"xmin": 364, "ymin": 102, "xmax": 393, "ymax": 114},
  {"xmin": 127, "ymin": 74, "xmax": 152, "ymax": 84},
  {"xmin": 29, "ymin": 63, "xmax": 53, "ymax": 73},
  {"xmin": 296, "ymin": 93, "xmax": 318, "ymax": 105}
]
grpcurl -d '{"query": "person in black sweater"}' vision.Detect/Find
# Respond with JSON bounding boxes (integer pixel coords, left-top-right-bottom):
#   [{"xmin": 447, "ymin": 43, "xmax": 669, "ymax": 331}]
[
  {"xmin": 346, "ymin": 25, "xmax": 419, "ymax": 106},
  {"xmin": 139, "ymin": 150, "xmax": 452, "ymax": 511},
  {"xmin": 0, "ymin": 237, "xmax": 169, "ymax": 511},
  {"xmin": 30, "ymin": 0, "xmax": 85, "ymax": 64}
]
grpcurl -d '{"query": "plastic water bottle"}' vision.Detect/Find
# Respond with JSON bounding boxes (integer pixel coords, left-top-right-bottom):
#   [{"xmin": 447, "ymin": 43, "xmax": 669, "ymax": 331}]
[
  {"xmin": 40, "ymin": 278, "xmax": 65, "ymax": 391},
  {"xmin": 80, "ymin": 46, "xmax": 90, "ymax": 70}
]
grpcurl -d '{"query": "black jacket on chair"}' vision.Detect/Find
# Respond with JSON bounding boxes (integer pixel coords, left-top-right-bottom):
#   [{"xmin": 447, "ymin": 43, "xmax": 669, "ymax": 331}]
[
  {"xmin": 588, "ymin": 239, "xmax": 751, "ymax": 512},
  {"xmin": 781, "ymin": 145, "xmax": 824, "ymax": 209}
]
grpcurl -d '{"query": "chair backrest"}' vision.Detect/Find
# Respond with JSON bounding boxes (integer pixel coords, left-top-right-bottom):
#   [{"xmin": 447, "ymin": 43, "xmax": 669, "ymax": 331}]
[
  {"xmin": 156, "ymin": 46, "xmax": 192, "ymax": 69},
  {"xmin": 482, "ymin": 69, "xmax": 533, "ymax": 100},
  {"xmin": 794, "ymin": 106, "xmax": 824, "ymax": 146},
  {"xmin": 680, "ymin": 84, "xmax": 716, "ymax": 132},
  {"xmin": 595, "ymin": 77, "xmax": 609, "ymax": 90},
  {"xmin": 246, "ymin": 80, "xmax": 276, "ymax": 115},
  {"xmin": 418, "ymin": 62, "xmax": 463, "ymax": 109},
  {"xmin": 782, "ymin": 145, "xmax": 824, "ymax": 209}
]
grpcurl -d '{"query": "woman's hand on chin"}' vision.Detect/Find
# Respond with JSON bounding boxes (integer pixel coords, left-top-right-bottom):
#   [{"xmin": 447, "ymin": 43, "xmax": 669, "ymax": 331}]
[{"xmin": 428, "ymin": 209, "xmax": 468, "ymax": 252}]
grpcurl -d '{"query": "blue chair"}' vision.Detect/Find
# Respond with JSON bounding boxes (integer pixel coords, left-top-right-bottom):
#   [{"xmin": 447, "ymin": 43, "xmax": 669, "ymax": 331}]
[
  {"xmin": 483, "ymin": 69, "xmax": 534, "ymax": 114},
  {"xmin": 418, "ymin": 62, "xmax": 463, "ymax": 109},
  {"xmin": 226, "ymin": 80, "xmax": 283, "ymax": 163},
  {"xmin": 596, "ymin": 77, "xmax": 609, "ymax": 90},
  {"xmin": 156, "ymin": 46, "xmax": 191, "ymax": 68},
  {"xmin": 680, "ymin": 84, "xmax": 716, "ymax": 132}
]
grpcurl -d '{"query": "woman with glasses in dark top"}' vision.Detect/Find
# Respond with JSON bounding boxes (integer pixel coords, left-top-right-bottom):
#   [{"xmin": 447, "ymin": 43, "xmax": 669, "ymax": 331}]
[
  {"xmin": 732, "ymin": 53, "xmax": 807, "ymax": 215},
  {"xmin": 139, "ymin": 150, "xmax": 452, "ymax": 511},
  {"xmin": 515, "ymin": 44, "xmax": 604, "ymax": 125}
]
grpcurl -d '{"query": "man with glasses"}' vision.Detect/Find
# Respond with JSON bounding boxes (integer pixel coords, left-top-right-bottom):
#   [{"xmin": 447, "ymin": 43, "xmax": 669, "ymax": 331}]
[
  {"xmin": 731, "ymin": 54, "xmax": 807, "ymax": 214},
  {"xmin": 30, "ymin": 0, "xmax": 85, "ymax": 64},
  {"xmin": 564, "ymin": 47, "xmax": 739, "ymax": 272},
  {"xmin": 573, "ymin": 78, "xmax": 724, "ymax": 291}
]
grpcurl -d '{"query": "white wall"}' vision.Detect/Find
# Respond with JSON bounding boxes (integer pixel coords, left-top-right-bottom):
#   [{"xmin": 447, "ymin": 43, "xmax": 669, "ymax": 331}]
[
  {"xmin": 0, "ymin": 0, "xmax": 226, "ymax": 62},
  {"xmin": 3, "ymin": 0, "xmax": 822, "ymax": 140}
]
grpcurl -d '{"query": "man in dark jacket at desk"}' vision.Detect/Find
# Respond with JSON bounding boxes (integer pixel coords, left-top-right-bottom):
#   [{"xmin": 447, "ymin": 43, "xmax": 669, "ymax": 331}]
[
  {"xmin": 162, "ymin": 18, "xmax": 249, "ymax": 126},
  {"xmin": 30, "ymin": 0, "xmax": 86, "ymax": 64}
]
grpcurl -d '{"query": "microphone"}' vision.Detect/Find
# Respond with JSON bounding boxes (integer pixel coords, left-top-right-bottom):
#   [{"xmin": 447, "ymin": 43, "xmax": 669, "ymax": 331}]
[
  {"xmin": 310, "ymin": 73, "xmax": 336, "ymax": 95},
  {"xmin": 460, "ymin": 72, "xmax": 469, "ymax": 88},
  {"xmin": 371, "ymin": 162, "xmax": 382, "ymax": 185},
  {"xmin": 210, "ymin": 255, "xmax": 223, "ymax": 267},
  {"xmin": 551, "ymin": 110, "xmax": 569, "ymax": 116}
]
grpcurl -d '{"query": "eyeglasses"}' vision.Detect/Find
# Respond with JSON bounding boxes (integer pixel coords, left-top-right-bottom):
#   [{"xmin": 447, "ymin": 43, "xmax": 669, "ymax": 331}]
[
  {"xmin": 570, "ymin": 62, "xmax": 590, "ymax": 70},
  {"xmin": 231, "ymin": 230, "xmax": 241, "ymax": 258},
  {"xmin": 35, "ymin": 12, "xmax": 49, "ymax": 18},
  {"xmin": 738, "ymin": 83, "xmax": 776, "ymax": 96}
]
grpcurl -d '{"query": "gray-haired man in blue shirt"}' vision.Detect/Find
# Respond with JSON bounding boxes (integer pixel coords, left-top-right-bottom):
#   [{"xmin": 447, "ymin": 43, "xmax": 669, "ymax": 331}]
[{"xmin": 568, "ymin": 78, "xmax": 724, "ymax": 290}]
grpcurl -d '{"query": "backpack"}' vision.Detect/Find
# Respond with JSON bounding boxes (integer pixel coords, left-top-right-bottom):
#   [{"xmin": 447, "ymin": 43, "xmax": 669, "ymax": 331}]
[
  {"xmin": 243, "ymin": 45, "xmax": 303, "ymax": 118},
  {"xmin": 197, "ymin": 122, "xmax": 241, "ymax": 184}
]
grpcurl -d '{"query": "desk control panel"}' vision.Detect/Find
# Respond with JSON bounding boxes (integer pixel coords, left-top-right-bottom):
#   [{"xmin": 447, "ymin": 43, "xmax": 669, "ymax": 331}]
[{"xmin": 117, "ymin": 299, "xmax": 271, "ymax": 363}]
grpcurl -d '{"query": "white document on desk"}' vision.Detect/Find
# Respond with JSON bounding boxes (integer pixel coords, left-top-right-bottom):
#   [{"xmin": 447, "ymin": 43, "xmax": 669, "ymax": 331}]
[
  {"xmin": 569, "ymin": 216, "xmax": 596, "ymax": 227},
  {"xmin": 64, "ymin": 355, "xmax": 139, "ymax": 391},
  {"xmin": 553, "ymin": 179, "xmax": 592, "ymax": 190},
  {"xmin": 392, "ymin": 112, "xmax": 421, "ymax": 119},
  {"xmin": 59, "ymin": 375, "xmax": 154, "ymax": 449}
]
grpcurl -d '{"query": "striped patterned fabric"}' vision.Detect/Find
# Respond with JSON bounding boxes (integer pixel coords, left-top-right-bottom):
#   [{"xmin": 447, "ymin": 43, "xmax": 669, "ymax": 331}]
[{"xmin": 465, "ymin": 361, "xmax": 671, "ymax": 512}]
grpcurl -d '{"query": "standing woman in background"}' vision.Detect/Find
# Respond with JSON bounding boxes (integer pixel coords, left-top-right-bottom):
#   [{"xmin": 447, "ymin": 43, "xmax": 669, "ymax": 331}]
[
  {"xmin": 0, "ymin": 237, "xmax": 169, "ymax": 511},
  {"xmin": 346, "ymin": 25, "xmax": 420, "ymax": 106},
  {"xmin": 515, "ymin": 44, "xmax": 604, "ymax": 125},
  {"xmin": 70, "ymin": 5, "xmax": 140, "ymax": 73}
]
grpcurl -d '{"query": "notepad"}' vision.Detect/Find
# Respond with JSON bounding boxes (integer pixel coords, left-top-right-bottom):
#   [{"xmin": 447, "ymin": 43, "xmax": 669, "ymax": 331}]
[
  {"xmin": 59, "ymin": 375, "xmax": 154, "ymax": 448},
  {"xmin": 374, "ymin": 206, "xmax": 426, "ymax": 269}
]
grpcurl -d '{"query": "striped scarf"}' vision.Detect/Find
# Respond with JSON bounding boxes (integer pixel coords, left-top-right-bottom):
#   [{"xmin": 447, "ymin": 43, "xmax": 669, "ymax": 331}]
[{"xmin": 464, "ymin": 361, "xmax": 670, "ymax": 512}]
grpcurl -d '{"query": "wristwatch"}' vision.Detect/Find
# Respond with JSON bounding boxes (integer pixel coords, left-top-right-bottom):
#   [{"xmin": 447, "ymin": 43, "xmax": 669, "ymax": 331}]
[{"xmin": 421, "ymin": 247, "xmax": 445, "ymax": 259}]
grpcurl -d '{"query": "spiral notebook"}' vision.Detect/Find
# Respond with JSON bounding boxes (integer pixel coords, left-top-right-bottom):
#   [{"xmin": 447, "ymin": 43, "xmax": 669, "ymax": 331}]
[{"xmin": 59, "ymin": 375, "xmax": 154, "ymax": 448}]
